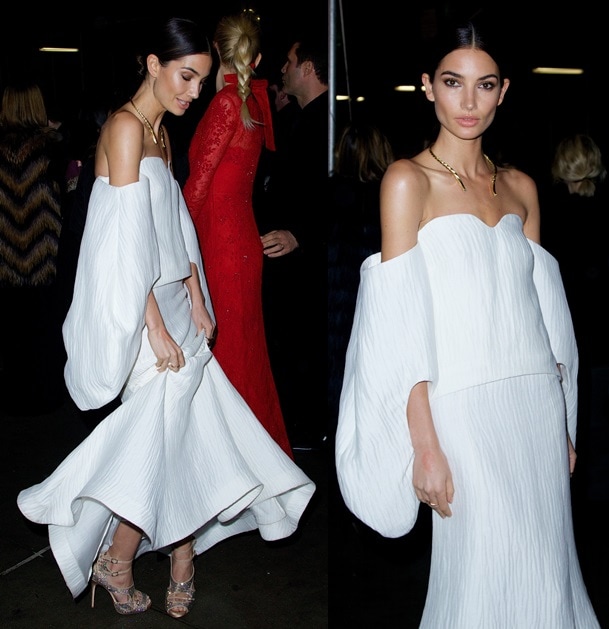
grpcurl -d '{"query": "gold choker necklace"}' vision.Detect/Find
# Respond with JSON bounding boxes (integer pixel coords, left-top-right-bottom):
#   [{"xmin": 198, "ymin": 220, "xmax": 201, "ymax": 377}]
[
  {"xmin": 428, "ymin": 146, "xmax": 497, "ymax": 197},
  {"xmin": 130, "ymin": 98, "xmax": 166, "ymax": 149}
]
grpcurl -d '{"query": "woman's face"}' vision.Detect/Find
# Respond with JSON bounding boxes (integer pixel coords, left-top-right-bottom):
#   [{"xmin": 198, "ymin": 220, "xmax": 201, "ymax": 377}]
[
  {"xmin": 154, "ymin": 53, "xmax": 213, "ymax": 115},
  {"xmin": 422, "ymin": 48, "xmax": 510, "ymax": 140}
]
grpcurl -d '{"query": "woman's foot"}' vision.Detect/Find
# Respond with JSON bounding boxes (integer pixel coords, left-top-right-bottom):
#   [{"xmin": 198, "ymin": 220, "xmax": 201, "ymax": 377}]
[
  {"xmin": 166, "ymin": 542, "xmax": 196, "ymax": 618},
  {"xmin": 91, "ymin": 552, "xmax": 151, "ymax": 615}
]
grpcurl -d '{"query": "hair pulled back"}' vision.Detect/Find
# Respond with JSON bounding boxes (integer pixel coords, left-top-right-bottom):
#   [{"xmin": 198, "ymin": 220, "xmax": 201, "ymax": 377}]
[
  {"xmin": 425, "ymin": 20, "xmax": 506, "ymax": 84},
  {"xmin": 214, "ymin": 11, "xmax": 262, "ymax": 130},
  {"xmin": 136, "ymin": 17, "xmax": 211, "ymax": 76},
  {"xmin": 552, "ymin": 134, "xmax": 607, "ymax": 197}
]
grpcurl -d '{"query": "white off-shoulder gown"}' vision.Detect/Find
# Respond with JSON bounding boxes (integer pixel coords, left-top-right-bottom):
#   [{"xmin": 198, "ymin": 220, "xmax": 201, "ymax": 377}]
[
  {"xmin": 17, "ymin": 158, "xmax": 315, "ymax": 598},
  {"xmin": 336, "ymin": 214, "xmax": 599, "ymax": 628}
]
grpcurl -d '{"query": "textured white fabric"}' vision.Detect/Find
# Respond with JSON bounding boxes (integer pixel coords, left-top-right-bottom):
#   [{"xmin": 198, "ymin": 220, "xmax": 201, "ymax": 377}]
[
  {"xmin": 336, "ymin": 213, "xmax": 598, "ymax": 627},
  {"xmin": 529, "ymin": 238, "xmax": 579, "ymax": 442},
  {"xmin": 423, "ymin": 374, "xmax": 597, "ymax": 628},
  {"xmin": 419, "ymin": 214, "xmax": 562, "ymax": 397},
  {"xmin": 17, "ymin": 158, "xmax": 315, "ymax": 598},
  {"xmin": 335, "ymin": 245, "xmax": 436, "ymax": 538}
]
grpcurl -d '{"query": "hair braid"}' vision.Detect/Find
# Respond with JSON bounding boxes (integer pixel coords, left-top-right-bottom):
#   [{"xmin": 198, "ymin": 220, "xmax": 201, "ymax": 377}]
[{"xmin": 214, "ymin": 12, "xmax": 262, "ymax": 130}]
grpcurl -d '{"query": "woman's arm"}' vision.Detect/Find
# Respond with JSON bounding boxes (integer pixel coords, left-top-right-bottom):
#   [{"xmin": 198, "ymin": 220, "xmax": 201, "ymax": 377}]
[
  {"xmin": 98, "ymin": 110, "xmax": 144, "ymax": 185},
  {"xmin": 145, "ymin": 291, "xmax": 184, "ymax": 371},
  {"xmin": 103, "ymin": 112, "xmax": 184, "ymax": 373},
  {"xmin": 407, "ymin": 382, "xmax": 453, "ymax": 517},
  {"xmin": 380, "ymin": 158, "xmax": 454, "ymax": 517},
  {"xmin": 380, "ymin": 160, "xmax": 423, "ymax": 261},
  {"xmin": 184, "ymin": 263, "xmax": 216, "ymax": 343},
  {"xmin": 183, "ymin": 94, "xmax": 237, "ymax": 220},
  {"xmin": 510, "ymin": 168, "xmax": 541, "ymax": 243}
]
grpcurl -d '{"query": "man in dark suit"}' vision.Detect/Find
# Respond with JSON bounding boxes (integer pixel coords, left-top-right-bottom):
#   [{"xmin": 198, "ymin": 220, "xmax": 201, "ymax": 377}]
[{"xmin": 258, "ymin": 31, "xmax": 329, "ymax": 449}]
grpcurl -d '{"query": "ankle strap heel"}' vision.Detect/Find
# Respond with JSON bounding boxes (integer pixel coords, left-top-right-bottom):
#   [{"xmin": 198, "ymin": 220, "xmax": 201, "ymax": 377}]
[
  {"xmin": 91, "ymin": 552, "xmax": 151, "ymax": 615},
  {"xmin": 166, "ymin": 546, "xmax": 196, "ymax": 618}
]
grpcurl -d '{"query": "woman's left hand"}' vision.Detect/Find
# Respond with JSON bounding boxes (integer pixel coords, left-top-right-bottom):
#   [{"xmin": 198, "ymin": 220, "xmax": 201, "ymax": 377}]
[
  {"xmin": 568, "ymin": 435, "xmax": 577, "ymax": 476},
  {"xmin": 192, "ymin": 301, "xmax": 216, "ymax": 346}
]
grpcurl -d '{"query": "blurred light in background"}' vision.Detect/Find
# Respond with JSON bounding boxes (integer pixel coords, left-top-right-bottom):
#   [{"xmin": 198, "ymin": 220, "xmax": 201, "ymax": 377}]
[{"xmin": 532, "ymin": 67, "xmax": 584, "ymax": 75}]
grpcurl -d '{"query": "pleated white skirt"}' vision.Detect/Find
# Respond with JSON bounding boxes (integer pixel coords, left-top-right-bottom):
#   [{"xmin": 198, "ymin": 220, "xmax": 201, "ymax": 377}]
[
  {"xmin": 18, "ymin": 280, "xmax": 315, "ymax": 598},
  {"xmin": 420, "ymin": 374, "xmax": 598, "ymax": 628}
]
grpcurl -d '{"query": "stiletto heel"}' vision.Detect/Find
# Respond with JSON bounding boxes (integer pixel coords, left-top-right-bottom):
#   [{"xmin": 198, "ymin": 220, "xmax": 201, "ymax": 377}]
[
  {"xmin": 166, "ymin": 544, "xmax": 196, "ymax": 618},
  {"xmin": 91, "ymin": 552, "xmax": 151, "ymax": 615}
]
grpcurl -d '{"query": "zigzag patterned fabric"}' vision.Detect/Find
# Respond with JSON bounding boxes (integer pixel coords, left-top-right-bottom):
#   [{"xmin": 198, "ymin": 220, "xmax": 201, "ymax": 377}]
[{"xmin": 0, "ymin": 127, "xmax": 63, "ymax": 286}]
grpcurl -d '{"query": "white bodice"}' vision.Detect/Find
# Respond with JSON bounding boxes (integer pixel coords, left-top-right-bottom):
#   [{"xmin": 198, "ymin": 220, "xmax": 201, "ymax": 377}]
[{"xmin": 418, "ymin": 213, "xmax": 559, "ymax": 396}]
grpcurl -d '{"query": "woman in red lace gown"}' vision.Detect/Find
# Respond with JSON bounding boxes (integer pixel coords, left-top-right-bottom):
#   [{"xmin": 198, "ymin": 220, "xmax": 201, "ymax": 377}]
[{"xmin": 183, "ymin": 13, "xmax": 292, "ymax": 458}]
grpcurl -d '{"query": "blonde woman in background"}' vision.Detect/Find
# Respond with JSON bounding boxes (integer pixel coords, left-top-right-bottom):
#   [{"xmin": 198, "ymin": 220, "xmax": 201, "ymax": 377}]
[
  {"xmin": 183, "ymin": 12, "xmax": 293, "ymax": 458},
  {"xmin": 551, "ymin": 133, "xmax": 606, "ymax": 197},
  {"xmin": 545, "ymin": 133, "xmax": 609, "ymax": 519}
]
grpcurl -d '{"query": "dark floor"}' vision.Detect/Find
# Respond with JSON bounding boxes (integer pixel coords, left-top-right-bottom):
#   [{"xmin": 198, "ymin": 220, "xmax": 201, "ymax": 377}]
[
  {"xmin": 0, "ymin": 396, "xmax": 328, "ymax": 629},
  {"xmin": 330, "ymin": 436, "xmax": 609, "ymax": 629}
]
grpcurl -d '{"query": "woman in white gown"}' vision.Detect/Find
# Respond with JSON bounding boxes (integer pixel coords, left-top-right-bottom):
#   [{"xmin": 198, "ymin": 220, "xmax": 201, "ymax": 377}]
[
  {"xmin": 17, "ymin": 17, "xmax": 315, "ymax": 620},
  {"xmin": 335, "ymin": 20, "xmax": 599, "ymax": 628}
]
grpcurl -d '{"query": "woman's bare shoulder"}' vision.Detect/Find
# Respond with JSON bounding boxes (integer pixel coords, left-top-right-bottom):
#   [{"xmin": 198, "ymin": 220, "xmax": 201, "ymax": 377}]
[
  {"xmin": 100, "ymin": 109, "xmax": 142, "ymax": 144},
  {"xmin": 382, "ymin": 155, "xmax": 430, "ymax": 194},
  {"xmin": 381, "ymin": 155, "xmax": 429, "ymax": 254},
  {"xmin": 499, "ymin": 164, "xmax": 538, "ymax": 194},
  {"xmin": 498, "ymin": 164, "xmax": 540, "ymax": 239},
  {"xmin": 97, "ymin": 109, "xmax": 144, "ymax": 184},
  {"xmin": 384, "ymin": 154, "xmax": 427, "ymax": 178}
]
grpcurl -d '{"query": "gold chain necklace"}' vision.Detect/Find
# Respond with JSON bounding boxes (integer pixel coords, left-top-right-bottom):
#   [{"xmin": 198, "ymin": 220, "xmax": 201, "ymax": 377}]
[
  {"xmin": 130, "ymin": 98, "xmax": 166, "ymax": 149},
  {"xmin": 428, "ymin": 146, "xmax": 497, "ymax": 197}
]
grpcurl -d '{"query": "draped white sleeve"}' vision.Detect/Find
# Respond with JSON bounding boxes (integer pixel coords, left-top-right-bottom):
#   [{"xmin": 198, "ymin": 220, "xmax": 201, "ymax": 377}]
[
  {"xmin": 177, "ymin": 188, "xmax": 214, "ymax": 321},
  {"xmin": 63, "ymin": 177, "xmax": 160, "ymax": 410},
  {"xmin": 335, "ymin": 247, "xmax": 438, "ymax": 538},
  {"xmin": 529, "ymin": 239, "xmax": 579, "ymax": 445}
]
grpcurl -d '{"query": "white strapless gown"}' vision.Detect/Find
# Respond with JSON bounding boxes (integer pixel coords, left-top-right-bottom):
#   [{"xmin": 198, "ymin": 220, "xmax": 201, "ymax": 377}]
[
  {"xmin": 18, "ymin": 158, "xmax": 315, "ymax": 598},
  {"xmin": 336, "ymin": 214, "xmax": 598, "ymax": 627}
]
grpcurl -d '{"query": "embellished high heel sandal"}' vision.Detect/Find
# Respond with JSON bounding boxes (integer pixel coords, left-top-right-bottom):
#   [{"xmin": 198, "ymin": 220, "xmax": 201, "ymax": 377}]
[
  {"xmin": 91, "ymin": 552, "xmax": 151, "ymax": 615},
  {"xmin": 166, "ymin": 545, "xmax": 196, "ymax": 618}
]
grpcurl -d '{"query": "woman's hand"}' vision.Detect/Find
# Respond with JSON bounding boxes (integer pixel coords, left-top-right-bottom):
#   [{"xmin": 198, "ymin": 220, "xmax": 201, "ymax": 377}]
[
  {"xmin": 149, "ymin": 325, "xmax": 184, "ymax": 372},
  {"xmin": 184, "ymin": 264, "xmax": 216, "ymax": 346},
  {"xmin": 192, "ymin": 301, "xmax": 216, "ymax": 347},
  {"xmin": 568, "ymin": 435, "xmax": 577, "ymax": 476},
  {"xmin": 412, "ymin": 445, "xmax": 454, "ymax": 518},
  {"xmin": 407, "ymin": 381, "xmax": 454, "ymax": 518},
  {"xmin": 146, "ymin": 292, "xmax": 184, "ymax": 372}
]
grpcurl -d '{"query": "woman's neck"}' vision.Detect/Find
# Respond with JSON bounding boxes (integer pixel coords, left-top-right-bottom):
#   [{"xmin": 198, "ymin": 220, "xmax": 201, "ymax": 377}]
[
  {"xmin": 130, "ymin": 85, "xmax": 164, "ymax": 130},
  {"xmin": 429, "ymin": 135, "xmax": 485, "ymax": 174},
  {"xmin": 215, "ymin": 63, "xmax": 233, "ymax": 92}
]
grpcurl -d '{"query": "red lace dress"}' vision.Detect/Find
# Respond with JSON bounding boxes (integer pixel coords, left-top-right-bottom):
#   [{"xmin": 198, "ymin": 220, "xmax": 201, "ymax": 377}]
[{"xmin": 183, "ymin": 76, "xmax": 293, "ymax": 458}]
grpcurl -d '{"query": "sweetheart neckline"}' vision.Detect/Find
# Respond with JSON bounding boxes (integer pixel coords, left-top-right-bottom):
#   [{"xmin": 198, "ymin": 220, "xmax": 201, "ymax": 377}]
[{"xmin": 420, "ymin": 213, "xmax": 521, "ymax": 233}]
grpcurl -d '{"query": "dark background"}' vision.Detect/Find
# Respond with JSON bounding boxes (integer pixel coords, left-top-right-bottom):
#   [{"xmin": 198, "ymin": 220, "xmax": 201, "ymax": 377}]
[
  {"xmin": 335, "ymin": 1, "xmax": 605, "ymax": 188},
  {"xmin": 0, "ymin": 4, "xmax": 327, "ymax": 156},
  {"xmin": 1, "ymin": 2, "xmax": 604, "ymax": 186},
  {"xmin": 1, "ymin": 3, "xmax": 607, "ymax": 627}
]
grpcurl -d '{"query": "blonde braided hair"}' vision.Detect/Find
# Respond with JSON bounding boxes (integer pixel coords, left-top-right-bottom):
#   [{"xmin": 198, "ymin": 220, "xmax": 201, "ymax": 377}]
[{"xmin": 214, "ymin": 11, "xmax": 262, "ymax": 130}]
